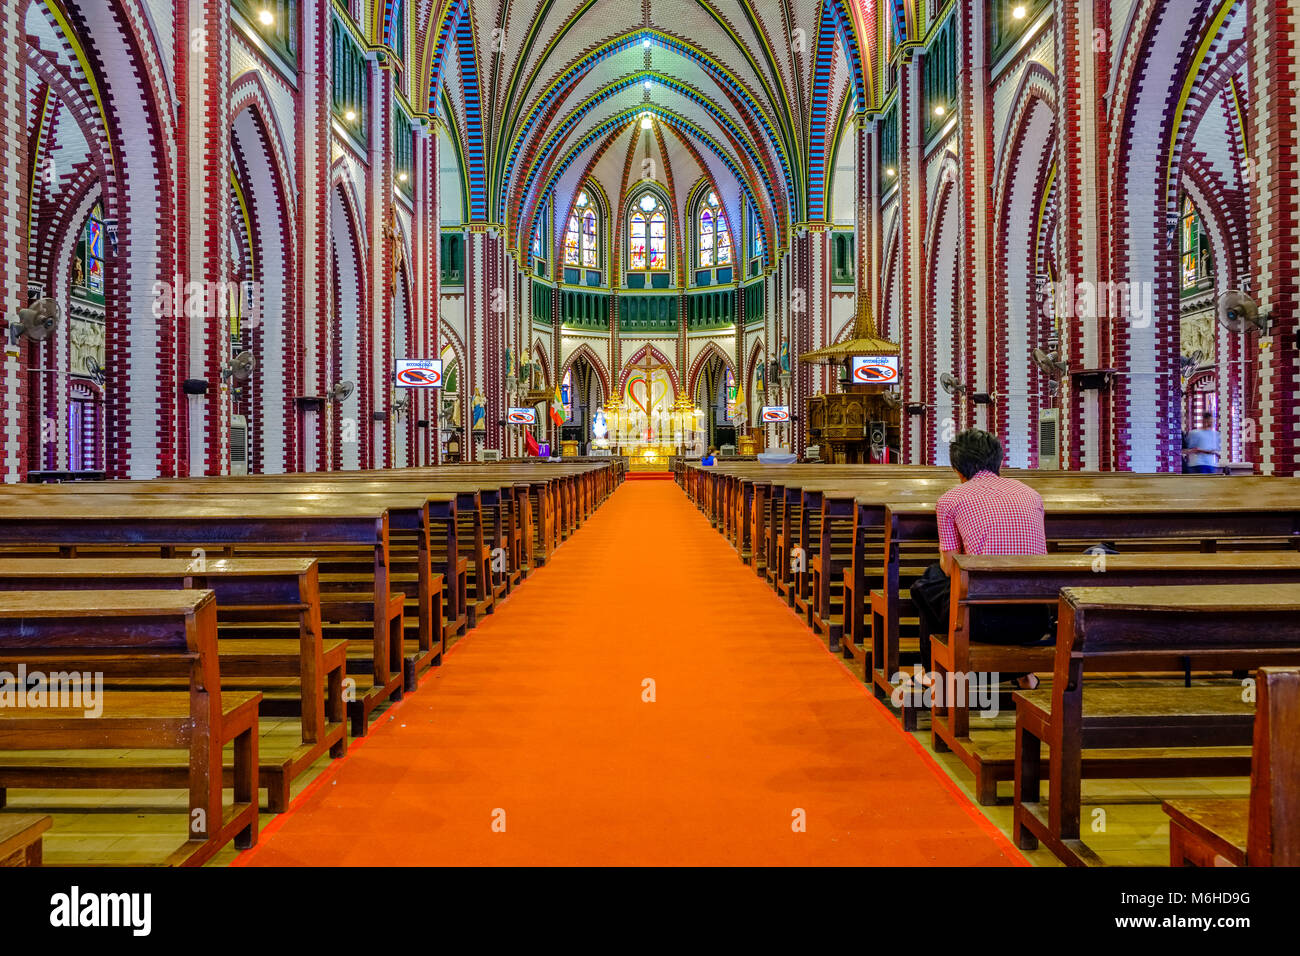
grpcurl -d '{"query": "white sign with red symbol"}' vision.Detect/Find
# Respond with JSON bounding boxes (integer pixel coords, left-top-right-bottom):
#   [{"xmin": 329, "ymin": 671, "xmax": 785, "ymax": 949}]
[
  {"xmin": 507, "ymin": 407, "xmax": 538, "ymax": 425},
  {"xmin": 760, "ymin": 405, "xmax": 791, "ymax": 423},
  {"xmin": 394, "ymin": 359, "xmax": 443, "ymax": 388},
  {"xmin": 850, "ymin": 355, "xmax": 900, "ymax": 385}
]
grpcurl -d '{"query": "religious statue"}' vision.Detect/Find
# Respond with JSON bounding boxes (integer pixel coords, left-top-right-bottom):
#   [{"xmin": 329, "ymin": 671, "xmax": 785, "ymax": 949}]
[
  {"xmin": 504, "ymin": 347, "xmax": 515, "ymax": 387},
  {"xmin": 592, "ymin": 407, "xmax": 608, "ymax": 442},
  {"xmin": 755, "ymin": 359, "xmax": 765, "ymax": 395},
  {"xmin": 471, "ymin": 387, "xmax": 487, "ymax": 432},
  {"xmin": 779, "ymin": 341, "xmax": 790, "ymax": 374},
  {"xmin": 384, "ymin": 204, "xmax": 404, "ymax": 288}
]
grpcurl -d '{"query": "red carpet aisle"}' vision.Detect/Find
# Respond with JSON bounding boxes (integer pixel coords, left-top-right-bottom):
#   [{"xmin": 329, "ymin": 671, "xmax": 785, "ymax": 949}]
[{"xmin": 238, "ymin": 481, "xmax": 1024, "ymax": 866}]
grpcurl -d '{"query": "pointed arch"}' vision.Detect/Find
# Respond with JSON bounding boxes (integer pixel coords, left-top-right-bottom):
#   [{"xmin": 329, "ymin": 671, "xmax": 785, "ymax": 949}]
[
  {"xmin": 619, "ymin": 344, "xmax": 679, "ymax": 394},
  {"xmin": 231, "ymin": 77, "xmax": 300, "ymax": 474},
  {"xmin": 559, "ymin": 343, "xmax": 611, "ymax": 402},
  {"xmin": 686, "ymin": 341, "xmax": 736, "ymax": 400},
  {"xmin": 329, "ymin": 170, "xmax": 369, "ymax": 470}
]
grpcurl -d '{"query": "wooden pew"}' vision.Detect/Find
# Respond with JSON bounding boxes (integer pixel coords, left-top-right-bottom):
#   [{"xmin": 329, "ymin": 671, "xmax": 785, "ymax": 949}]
[
  {"xmin": 0, "ymin": 557, "xmax": 346, "ymax": 812},
  {"xmin": 932, "ymin": 553, "xmax": 1300, "ymax": 803},
  {"xmin": 0, "ymin": 814, "xmax": 52, "ymax": 866},
  {"xmin": 1012, "ymin": 584, "xmax": 1300, "ymax": 865},
  {"xmin": 1164, "ymin": 666, "xmax": 1300, "ymax": 866},
  {"xmin": 0, "ymin": 589, "xmax": 260, "ymax": 866},
  {"xmin": 871, "ymin": 494, "xmax": 1300, "ymax": 724},
  {"xmin": 0, "ymin": 498, "xmax": 405, "ymax": 736}
]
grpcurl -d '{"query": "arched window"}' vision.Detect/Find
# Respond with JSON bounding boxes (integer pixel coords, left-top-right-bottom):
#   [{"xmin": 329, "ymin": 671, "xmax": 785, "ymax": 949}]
[
  {"xmin": 749, "ymin": 206, "xmax": 764, "ymax": 260},
  {"xmin": 564, "ymin": 189, "xmax": 599, "ymax": 268},
  {"xmin": 1179, "ymin": 194, "xmax": 1212, "ymax": 292},
  {"xmin": 82, "ymin": 203, "xmax": 105, "ymax": 296},
  {"xmin": 696, "ymin": 190, "xmax": 732, "ymax": 268},
  {"xmin": 629, "ymin": 192, "xmax": 668, "ymax": 272},
  {"xmin": 531, "ymin": 205, "xmax": 546, "ymax": 260}
]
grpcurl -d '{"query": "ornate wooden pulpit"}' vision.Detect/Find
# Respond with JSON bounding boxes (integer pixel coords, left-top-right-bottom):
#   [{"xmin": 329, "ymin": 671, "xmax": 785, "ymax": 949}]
[{"xmin": 799, "ymin": 300, "xmax": 901, "ymax": 464}]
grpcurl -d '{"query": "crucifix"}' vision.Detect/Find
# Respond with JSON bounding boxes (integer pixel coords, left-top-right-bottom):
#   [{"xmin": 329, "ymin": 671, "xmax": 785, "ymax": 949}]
[{"xmin": 626, "ymin": 349, "xmax": 673, "ymax": 443}]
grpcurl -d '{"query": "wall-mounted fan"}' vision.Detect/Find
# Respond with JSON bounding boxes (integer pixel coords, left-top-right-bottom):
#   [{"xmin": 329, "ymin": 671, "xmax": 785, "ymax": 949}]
[
  {"xmin": 1031, "ymin": 347, "xmax": 1069, "ymax": 395},
  {"xmin": 9, "ymin": 298, "xmax": 61, "ymax": 345},
  {"xmin": 1217, "ymin": 290, "xmax": 1268, "ymax": 334},
  {"xmin": 221, "ymin": 350, "xmax": 256, "ymax": 384},
  {"xmin": 329, "ymin": 380, "xmax": 355, "ymax": 403},
  {"xmin": 881, "ymin": 391, "xmax": 902, "ymax": 409},
  {"xmin": 939, "ymin": 372, "xmax": 967, "ymax": 396},
  {"xmin": 391, "ymin": 390, "xmax": 410, "ymax": 418},
  {"xmin": 83, "ymin": 356, "xmax": 105, "ymax": 386}
]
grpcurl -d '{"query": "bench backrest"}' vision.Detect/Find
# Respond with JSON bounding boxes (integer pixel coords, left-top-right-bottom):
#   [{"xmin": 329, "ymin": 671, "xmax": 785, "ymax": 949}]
[
  {"xmin": 0, "ymin": 589, "xmax": 220, "ymax": 692},
  {"xmin": 1251, "ymin": 667, "xmax": 1300, "ymax": 866}
]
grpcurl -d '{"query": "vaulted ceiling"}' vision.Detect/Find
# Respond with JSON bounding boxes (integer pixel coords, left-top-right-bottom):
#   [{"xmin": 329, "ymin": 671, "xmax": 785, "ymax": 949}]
[{"xmin": 412, "ymin": 0, "xmax": 879, "ymax": 261}]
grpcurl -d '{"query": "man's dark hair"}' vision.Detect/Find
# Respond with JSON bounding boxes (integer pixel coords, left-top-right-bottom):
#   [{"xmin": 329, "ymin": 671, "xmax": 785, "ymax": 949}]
[{"xmin": 949, "ymin": 428, "xmax": 1004, "ymax": 479}]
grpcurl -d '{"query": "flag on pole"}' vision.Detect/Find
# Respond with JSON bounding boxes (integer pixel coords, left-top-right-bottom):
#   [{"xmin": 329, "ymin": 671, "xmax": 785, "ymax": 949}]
[
  {"xmin": 524, "ymin": 429, "xmax": 540, "ymax": 457},
  {"xmin": 550, "ymin": 382, "xmax": 565, "ymax": 427}
]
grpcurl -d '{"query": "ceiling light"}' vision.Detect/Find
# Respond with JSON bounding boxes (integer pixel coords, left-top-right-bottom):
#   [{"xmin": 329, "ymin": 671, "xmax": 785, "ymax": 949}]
[
  {"xmin": 643, "ymin": 38, "xmax": 652, "ymax": 48},
  {"xmin": 644, "ymin": 80, "xmax": 652, "ymax": 90},
  {"xmin": 933, "ymin": 104, "xmax": 946, "ymax": 117},
  {"xmin": 398, "ymin": 172, "xmax": 409, "ymax": 182},
  {"xmin": 1012, "ymin": 5, "xmax": 1027, "ymax": 19},
  {"xmin": 885, "ymin": 167, "xmax": 896, "ymax": 177},
  {"xmin": 641, "ymin": 116, "xmax": 653, "ymax": 130},
  {"xmin": 257, "ymin": 9, "xmax": 274, "ymax": 26},
  {"xmin": 345, "ymin": 109, "xmax": 357, "ymax": 121}
]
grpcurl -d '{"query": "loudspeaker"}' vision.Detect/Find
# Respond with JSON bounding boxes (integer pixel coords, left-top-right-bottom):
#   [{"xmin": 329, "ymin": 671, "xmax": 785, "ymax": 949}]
[{"xmin": 182, "ymin": 378, "xmax": 208, "ymax": 395}]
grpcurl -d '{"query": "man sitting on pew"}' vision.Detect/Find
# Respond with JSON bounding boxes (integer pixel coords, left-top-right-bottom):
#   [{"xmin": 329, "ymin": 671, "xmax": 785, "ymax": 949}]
[{"xmin": 911, "ymin": 429, "xmax": 1052, "ymax": 690}]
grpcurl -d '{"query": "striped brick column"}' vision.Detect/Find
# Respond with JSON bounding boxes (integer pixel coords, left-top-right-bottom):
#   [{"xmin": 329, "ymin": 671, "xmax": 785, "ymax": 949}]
[
  {"xmin": 412, "ymin": 125, "xmax": 439, "ymax": 465},
  {"xmin": 366, "ymin": 60, "xmax": 394, "ymax": 469},
  {"xmin": 1055, "ymin": 0, "xmax": 1111, "ymax": 469},
  {"xmin": 178, "ymin": 0, "xmax": 230, "ymax": 476},
  {"xmin": 1247, "ymin": 0, "xmax": 1300, "ymax": 474},
  {"xmin": 0, "ymin": 0, "xmax": 28, "ymax": 481},
  {"xmin": 297, "ymin": 0, "xmax": 332, "ymax": 471}
]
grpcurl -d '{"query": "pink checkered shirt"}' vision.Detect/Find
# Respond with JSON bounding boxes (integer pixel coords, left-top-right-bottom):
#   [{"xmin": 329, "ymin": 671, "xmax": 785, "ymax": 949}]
[{"xmin": 935, "ymin": 470, "xmax": 1047, "ymax": 556}]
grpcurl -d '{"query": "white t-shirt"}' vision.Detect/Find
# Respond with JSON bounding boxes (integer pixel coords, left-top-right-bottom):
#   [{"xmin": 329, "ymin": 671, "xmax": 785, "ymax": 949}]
[{"xmin": 1184, "ymin": 428, "xmax": 1219, "ymax": 468}]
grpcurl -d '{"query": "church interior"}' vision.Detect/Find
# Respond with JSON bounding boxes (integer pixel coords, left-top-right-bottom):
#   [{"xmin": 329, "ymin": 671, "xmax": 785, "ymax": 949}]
[{"xmin": 0, "ymin": 0, "xmax": 1298, "ymax": 892}]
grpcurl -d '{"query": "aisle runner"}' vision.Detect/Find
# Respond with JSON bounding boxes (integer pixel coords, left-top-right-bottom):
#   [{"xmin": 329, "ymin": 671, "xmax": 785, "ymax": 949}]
[{"xmin": 238, "ymin": 481, "xmax": 1023, "ymax": 865}]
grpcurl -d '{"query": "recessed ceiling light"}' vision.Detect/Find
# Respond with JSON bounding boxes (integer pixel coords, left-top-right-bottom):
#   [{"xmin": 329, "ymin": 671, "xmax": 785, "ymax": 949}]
[
  {"xmin": 643, "ymin": 38, "xmax": 651, "ymax": 48},
  {"xmin": 257, "ymin": 9, "xmax": 274, "ymax": 26},
  {"xmin": 398, "ymin": 172, "xmax": 409, "ymax": 182},
  {"xmin": 1012, "ymin": 5, "xmax": 1027, "ymax": 19},
  {"xmin": 933, "ymin": 104, "xmax": 946, "ymax": 117},
  {"xmin": 644, "ymin": 80, "xmax": 652, "ymax": 90},
  {"xmin": 886, "ymin": 167, "xmax": 896, "ymax": 177},
  {"xmin": 345, "ymin": 109, "xmax": 357, "ymax": 121},
  {"xmin": 641, "ymin": 116, "xmax": 653, "ymax": 130}
]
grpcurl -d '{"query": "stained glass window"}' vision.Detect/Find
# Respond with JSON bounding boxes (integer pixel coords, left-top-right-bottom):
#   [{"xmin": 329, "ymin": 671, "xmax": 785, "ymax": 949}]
[
  {"xmin": 86, "ymin": 204, "xmax": 105, "ymax": 295},
  {"xmin": 1180, "ymin": 194, "xmax": 1212, "ymax": 291},
  {"xmin": 697, "ymin": 191, "xmax": 731, "ymax": 268},
  {"xmin": 564, "ymin": 190, "xmax": 598, "ymax": 269},
  {"xmin": 630, "ymin": 192, "xmax": 668, "ymax": 272},
  {"xmin": 725, "ymin": 367, "xmax": 736, "ymax": 417},
  {"xmin": 749, "ymin": 206, "xmax": 763, "ymax": 260},
  {"xmin": 562, "ymin": 368, "xmax": 573, "ymax": 421},
  {"xmin": 531, "ymin": 207, "xmax": 545, "ymax": 259}
]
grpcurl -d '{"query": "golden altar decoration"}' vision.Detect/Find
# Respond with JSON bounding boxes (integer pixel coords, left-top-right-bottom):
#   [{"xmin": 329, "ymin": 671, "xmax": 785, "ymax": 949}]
[
  {"xmin": 799, "ymin": 299, "xmax": 902, "ymax": 464},
  {"xmin": 605, "ymin": 352, "xmax": 704, "ymax": 470}
]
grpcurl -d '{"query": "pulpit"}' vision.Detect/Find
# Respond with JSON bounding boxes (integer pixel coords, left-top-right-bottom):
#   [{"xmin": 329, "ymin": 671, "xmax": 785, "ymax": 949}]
[
  {"xmin": 799, "ymin": 299, "xmax": 902, "ymax": 464},
  {"xmin": 807, "ymin": 392, "xmax": 900, "ymax": 464}
]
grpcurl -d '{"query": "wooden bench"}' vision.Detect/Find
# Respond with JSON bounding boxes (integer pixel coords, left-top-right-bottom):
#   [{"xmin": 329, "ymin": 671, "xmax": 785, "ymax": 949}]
[
  {"xmin": 0, "ymin": 589, "xmax": 260, "ymax": 866},
  {"xmin": 872, "ymin": 494, "xmax": 1300, "ymax": 725},
  {"xmin": 0, "ymin": 499, "xmax": 404, "ymax": 737},
  {"xmin": 0, "ymin": 557, "xmax": 346, "ymax": 812},
  {"xmin": 0, "ymin": 813, "xmax": 52, "ymax": 866},
  {"xmin": 930, "ymin": 553, "xmax": 1300, "ymax": 804},
  {"xmin": 1012, "ymin": 584, "xmax": 1300, "ymax": 865},
  {"xmin": 1164, "ymin": 666, "xmax": 1300, "ymax": 866}
]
